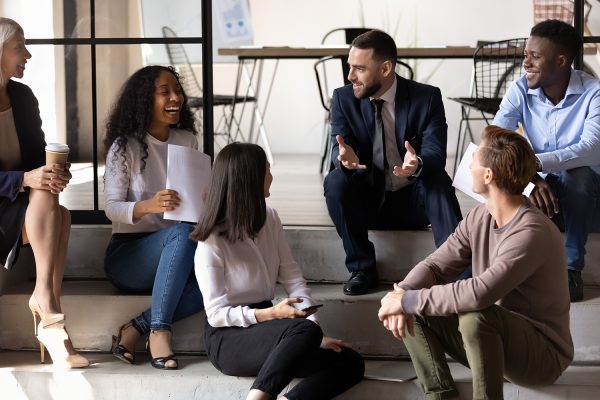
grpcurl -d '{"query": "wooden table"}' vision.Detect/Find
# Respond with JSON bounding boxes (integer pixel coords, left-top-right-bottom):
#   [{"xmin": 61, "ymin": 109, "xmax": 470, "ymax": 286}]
[
  {"xmin": 217, "ymin": 46, "xmax": 597, "ymax": 164},
  {"xmin": 218, "ymin": 46, "xmax": 478, "ymax": 59},
  {"xmin": 217, "ymin": 46, "xmax": 482, "ymax": 164}
]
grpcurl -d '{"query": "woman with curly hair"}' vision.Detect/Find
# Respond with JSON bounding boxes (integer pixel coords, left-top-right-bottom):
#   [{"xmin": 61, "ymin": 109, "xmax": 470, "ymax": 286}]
[{"xmin": 103, "ymin": 65, "xmax": 204, "ymax": 370}]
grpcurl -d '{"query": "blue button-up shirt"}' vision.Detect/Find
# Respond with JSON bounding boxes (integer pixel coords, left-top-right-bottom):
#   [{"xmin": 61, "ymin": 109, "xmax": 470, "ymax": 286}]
[{"xmin": 493, "ymin": 69, "xmax": 600, "ymax": 175}]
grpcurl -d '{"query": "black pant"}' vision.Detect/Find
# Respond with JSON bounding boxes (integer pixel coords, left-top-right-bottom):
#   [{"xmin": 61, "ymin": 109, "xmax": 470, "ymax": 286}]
[
  {"xmin": 324, "ymin": 168, "xmax": 463, "ymax": 272},
  {"xmin": 204, "ymin": 318, "xmax": 364, "ymax": 400}
]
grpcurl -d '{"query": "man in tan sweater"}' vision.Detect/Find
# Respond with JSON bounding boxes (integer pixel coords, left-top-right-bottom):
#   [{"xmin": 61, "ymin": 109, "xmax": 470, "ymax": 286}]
[{"xmin": 378, "ymin": 125, "xmax": 573, "ymax": 399}]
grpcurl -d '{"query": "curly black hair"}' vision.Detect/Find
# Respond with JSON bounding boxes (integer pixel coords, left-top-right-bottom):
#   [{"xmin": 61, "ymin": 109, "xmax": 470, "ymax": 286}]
[{"xmin": 103, "ymin": 65, "xmax": 198, "ymax": 172}]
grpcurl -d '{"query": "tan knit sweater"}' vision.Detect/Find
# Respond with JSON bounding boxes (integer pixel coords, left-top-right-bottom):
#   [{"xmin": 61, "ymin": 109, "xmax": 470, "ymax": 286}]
[{"xmin": 400, "ymin": 202, "xmax": 574, "ymax": 371}]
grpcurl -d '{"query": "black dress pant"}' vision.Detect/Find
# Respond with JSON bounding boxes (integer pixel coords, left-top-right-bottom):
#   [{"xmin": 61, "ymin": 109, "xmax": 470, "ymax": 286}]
[
  {"xmin": 324, "ymin": 168, "xmax": 462, "ymax": 273},
  {"xmin": 204, "ymin": 317, "xmax": 364, "ymax": 400}
]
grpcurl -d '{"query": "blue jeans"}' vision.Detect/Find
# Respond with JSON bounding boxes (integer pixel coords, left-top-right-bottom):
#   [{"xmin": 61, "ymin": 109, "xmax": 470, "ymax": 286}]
[
  {"xmin": 546, "ymin": 167, "xmax": 600, "ymax": 271},
  {"xmin": 104, "ymin": 223, "xmax": 203, "ymax": 333}
]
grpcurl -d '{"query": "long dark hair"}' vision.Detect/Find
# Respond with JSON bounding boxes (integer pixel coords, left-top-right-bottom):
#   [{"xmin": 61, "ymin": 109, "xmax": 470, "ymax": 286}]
[
  {"xmin": 103, "ymin": 65, "xmax": 197, "ymax": 172},
  {"xmin": 190, "ymin": 143, "xmax": 267, "ymax": 242}
]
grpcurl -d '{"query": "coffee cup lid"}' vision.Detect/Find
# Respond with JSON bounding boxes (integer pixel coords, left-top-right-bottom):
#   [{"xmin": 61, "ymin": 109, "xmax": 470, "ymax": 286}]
[{"xmin": 45, "ymin": 143, "xmax": 69, "ymax": 152}]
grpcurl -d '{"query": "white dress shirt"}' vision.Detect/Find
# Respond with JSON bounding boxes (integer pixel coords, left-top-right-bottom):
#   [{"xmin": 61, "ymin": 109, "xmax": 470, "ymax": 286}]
[
  {"xmin": 195, "ymin": 207, "xmax": 318, "ymax": 328},
  {"xmin": 104, "ymin": 128, "xmax": 198, "ymax": 233}
]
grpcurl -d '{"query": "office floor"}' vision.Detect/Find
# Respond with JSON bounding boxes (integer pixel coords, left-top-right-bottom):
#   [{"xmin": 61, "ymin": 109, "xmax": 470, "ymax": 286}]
[{"xmin": 60, "ymin": 154, "xmax": 477, "ymax": 227}]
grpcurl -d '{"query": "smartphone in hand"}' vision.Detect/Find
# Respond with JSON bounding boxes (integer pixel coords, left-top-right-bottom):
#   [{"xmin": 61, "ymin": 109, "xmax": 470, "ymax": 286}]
[{"xmin": 302, "ymin": 304, "xmax": 323, "ymax": 312}]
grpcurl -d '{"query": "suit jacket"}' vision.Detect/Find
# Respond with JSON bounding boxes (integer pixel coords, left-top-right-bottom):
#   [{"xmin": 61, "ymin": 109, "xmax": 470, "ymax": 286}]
[
  {"xmin": 329, "ymin": 74, "xmax": 448, "ymax": 184},
  {"xmin": 0, "ymin": 80, "xmax": 46, "ymax": 202}
]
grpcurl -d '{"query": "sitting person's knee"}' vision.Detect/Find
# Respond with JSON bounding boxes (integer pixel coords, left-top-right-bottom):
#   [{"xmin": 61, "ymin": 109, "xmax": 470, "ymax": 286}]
[
  {"xmin": 29, "ymin": 187, "xmax": 58, "ymax": 204},
  {"xmin": 458, "ymin": 307, "xmax": 500, "ymax": 340},
  {"xmin": 287, "ymin": 319, "xmax": 323, "ymax": 347},
  {"xmin": 558, "ymin": 167, "xmax": 596, "ymax": 189},
  {"xmin": 169, "ymin": 223, "xmax": 196, "ymax": 242},
  {"xmin": 419, "ymin": 171, "xmax": 453, "ymax": 191}
]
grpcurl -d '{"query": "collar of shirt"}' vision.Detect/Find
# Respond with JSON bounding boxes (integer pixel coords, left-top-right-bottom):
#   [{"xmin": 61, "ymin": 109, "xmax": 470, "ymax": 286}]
[
  {"xmin": 527, "ymin": 69, "xmax": 584, "ymax": 106},
  {"xmin": 370, "ymin": 76, "xmax": 397, "ymax": 107}
]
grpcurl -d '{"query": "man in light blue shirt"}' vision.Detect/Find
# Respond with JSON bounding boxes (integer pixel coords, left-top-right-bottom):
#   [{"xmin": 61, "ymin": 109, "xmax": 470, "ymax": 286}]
[{"xmin": 493, "ymin": 19, "xmax": 600, "ymax": 302}]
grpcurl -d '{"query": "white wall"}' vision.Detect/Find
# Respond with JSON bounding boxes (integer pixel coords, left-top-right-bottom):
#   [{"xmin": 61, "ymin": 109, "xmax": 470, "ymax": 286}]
[{"xmin": 211, "ymin": 0, "xmax": 600, "ymax": 158}]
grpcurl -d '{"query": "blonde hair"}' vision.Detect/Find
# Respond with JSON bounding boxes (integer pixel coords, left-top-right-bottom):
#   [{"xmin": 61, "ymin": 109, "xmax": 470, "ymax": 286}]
[{"xmin": 0, "ymin": 18, "xmax": 24, "ymax": 87}]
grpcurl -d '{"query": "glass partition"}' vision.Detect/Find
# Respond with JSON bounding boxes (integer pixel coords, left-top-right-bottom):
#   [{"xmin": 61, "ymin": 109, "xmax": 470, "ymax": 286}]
[{"xmin": 0, "ymin": 0, "xmax": 212, "ymax": 223}]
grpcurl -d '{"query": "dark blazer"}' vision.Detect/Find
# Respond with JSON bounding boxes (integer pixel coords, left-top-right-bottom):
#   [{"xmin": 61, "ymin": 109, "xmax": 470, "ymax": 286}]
[
  {"xmin": 0, "ymin": 80, "xmax": 46, "ymax": 202},
  {"xmin": 329, "ymin": 74, "xmax": 448, "ymax": 182}
]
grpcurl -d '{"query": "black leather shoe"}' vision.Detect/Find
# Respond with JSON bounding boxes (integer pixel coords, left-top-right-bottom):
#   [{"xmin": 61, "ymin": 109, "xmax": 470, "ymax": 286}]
[
  {"xmin": 568, "ymin": 269, "xmax": 584, "ymax": 302},
  {"xmin": 343, "ymin": 270, "xmax": 378, "ymax": 296}
]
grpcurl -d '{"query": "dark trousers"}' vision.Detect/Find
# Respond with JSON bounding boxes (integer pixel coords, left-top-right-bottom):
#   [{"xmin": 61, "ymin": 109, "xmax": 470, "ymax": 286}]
[
  {"xmin": 204, "ymin": 318, "xmax": 364, "ymax": 400},
  {"xmin": 324, "ymin": 168, "xmax": 462, "ymax": 272}
]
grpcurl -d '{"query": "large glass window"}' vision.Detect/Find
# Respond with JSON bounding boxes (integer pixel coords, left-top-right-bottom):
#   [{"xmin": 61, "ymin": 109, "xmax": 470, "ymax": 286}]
[{"xmin": 1, "ymin": 0, "xmax": 212, "ymax": 223}]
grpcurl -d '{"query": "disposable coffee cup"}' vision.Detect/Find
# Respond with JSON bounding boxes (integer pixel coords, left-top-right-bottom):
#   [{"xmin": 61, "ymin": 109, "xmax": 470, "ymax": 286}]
[{"xmin": 45, "ymin": 143, "xmax": 70, "ymax": 165}]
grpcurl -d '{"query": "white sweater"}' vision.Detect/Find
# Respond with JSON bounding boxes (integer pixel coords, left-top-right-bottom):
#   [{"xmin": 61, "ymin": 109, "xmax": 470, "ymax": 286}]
[
  {"xmin": 104, "ymin": 129, "xmax": 198, "ymax": 233},
  {"xmin": 195, "ymin": 207, "xmax": 318, "ymax": 328}
]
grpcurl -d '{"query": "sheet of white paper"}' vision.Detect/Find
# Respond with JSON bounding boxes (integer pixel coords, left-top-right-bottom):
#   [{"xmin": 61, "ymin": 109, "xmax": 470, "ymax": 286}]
[
  {"xmin": 363, "ymin": 360, "xmax": 417, "ymax": 382},
  {"xmin": 452, "ymin": 143, "xmax": 535, "ymax": 203},
  {"xmin": 164, "ymin": 144, "xmax": 211, "ymax": 223}
]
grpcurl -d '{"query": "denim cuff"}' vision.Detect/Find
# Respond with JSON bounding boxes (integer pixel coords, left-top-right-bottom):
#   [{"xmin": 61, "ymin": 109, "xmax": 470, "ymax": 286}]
[
  {"xmin": 132, "ymin": 316, "xmax": 149, "ymax": 335},
  {"xmin": 150, "ymin": 322, "xmax": 172, "ymax": 331}
]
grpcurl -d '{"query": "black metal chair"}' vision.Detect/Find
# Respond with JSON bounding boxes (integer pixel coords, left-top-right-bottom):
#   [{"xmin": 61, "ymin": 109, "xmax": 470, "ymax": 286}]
[
  {"xmin": 314, "ymin": 28, "xmax": 414, "ymax": 173},
  {"xmin": 161, "ymin": 26, "xmax": 256, "ymax": 148},
  {"xmin": 449, "ymin": 38, "xmax": 527, "ymax": 175}
]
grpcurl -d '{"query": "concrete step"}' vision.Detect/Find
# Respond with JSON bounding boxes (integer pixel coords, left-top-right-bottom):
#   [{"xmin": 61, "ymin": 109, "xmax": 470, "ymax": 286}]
[
  {"xmin": 1, "ymin": 352, "xmax": 599, "ymax": 400},
  {"xmin": 1, "ymin": 281, "xmax": 599, "ymax": 363},
  {"xmin": 11, "ymin": 225, "xmax": 600, "ymax": 285}
]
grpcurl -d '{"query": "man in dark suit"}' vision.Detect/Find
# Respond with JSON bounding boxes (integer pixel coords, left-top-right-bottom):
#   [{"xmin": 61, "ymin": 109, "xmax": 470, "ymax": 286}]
[{"xmin": 324, "ymin": 29, "xmax": 462, "ymax": 295}]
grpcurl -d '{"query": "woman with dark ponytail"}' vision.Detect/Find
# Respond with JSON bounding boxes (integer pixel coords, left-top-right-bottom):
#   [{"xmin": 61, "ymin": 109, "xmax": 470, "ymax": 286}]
[{"xmin": 191, "ymin": 143, "xmax": 364, "ymax": 400}]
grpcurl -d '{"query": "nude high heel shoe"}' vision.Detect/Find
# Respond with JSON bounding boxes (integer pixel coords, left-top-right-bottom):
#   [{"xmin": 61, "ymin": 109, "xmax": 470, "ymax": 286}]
[
  {"xmin": 28, "ymin": 294, "xmax": 64, "ymax": 332},
  {"xmin": 36, "ymin": 322, "xmax": 89, "ymax": 368}
]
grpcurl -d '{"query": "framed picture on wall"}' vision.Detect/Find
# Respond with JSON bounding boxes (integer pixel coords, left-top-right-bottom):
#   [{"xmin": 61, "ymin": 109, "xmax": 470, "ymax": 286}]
[{"xmin": 139, "ymin": 0, "xmax": 253, "ymax": 64}]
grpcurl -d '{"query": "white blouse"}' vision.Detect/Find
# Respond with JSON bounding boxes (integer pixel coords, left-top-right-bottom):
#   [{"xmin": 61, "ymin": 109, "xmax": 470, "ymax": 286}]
[
  {"xmin": 104, "ymin": 128, "xmax": 197, "ymax": 233},
  {"xmin": 195, "ymin": 207, "xmax": 318, "ymax": 328}
]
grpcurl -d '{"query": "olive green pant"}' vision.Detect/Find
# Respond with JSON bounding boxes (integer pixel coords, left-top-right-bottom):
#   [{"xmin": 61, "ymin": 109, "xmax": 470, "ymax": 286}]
[{"xmin": 402, "ymin": 305, "xmax": 563, "ymax": 400}]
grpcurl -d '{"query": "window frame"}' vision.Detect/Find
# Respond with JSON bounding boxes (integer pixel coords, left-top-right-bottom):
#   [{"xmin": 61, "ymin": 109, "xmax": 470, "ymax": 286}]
[{"xmin": 25, "ymin": 0, "xmax": 214, "ymax": 224}]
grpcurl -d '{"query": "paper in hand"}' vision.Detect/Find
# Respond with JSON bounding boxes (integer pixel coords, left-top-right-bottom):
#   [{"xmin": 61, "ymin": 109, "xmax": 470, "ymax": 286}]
[
  {"xmin": 165, "ymin": 144, "xmax": 211, "ymax": 223},
  {"xmin": 452, "ymin": 143, "xmax": 534, "ymax": 204}
]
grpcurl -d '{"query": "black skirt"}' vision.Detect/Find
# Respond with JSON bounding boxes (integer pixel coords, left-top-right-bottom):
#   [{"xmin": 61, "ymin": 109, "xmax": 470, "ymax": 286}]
[{"xmin": 0, "ymin": 191, "xmax": 28, "ymax": 270}]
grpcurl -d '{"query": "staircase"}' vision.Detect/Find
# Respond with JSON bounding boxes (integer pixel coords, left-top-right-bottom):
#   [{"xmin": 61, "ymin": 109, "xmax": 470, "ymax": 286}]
[
  {"xmin": 1, "ymin": 155, "xmax": 600, "ymax": 399},
  {"xmin": 1, "ymin": 224, "xmax": 600, "ymax": 399}
]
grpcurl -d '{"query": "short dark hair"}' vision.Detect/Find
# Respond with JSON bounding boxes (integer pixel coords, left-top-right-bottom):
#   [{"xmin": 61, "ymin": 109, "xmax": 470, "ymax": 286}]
[
  {"xmin": 351, "ymin": 29, "xmax": 397, "ymax": 67},
  {"xmin": 530, "ymin": 19, "xmax": 582, "ymax": 63},
  {"xmin": 479, "ymin": 125, "xmax": 537, "ymax": 195},
  {"xmin": 190, "ymin": 143, "xmax": 267, "ymax": 243}
]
